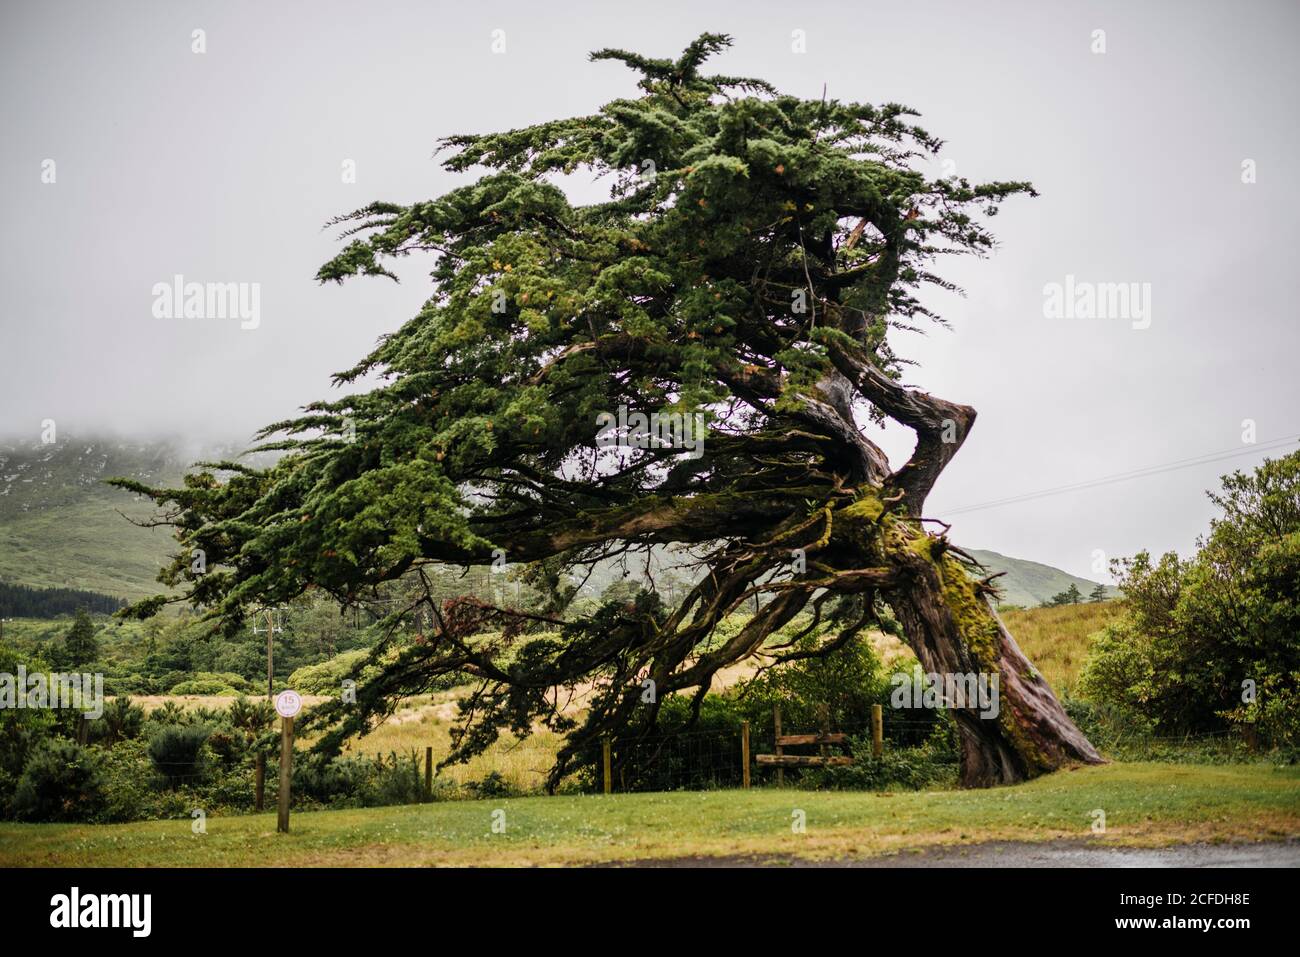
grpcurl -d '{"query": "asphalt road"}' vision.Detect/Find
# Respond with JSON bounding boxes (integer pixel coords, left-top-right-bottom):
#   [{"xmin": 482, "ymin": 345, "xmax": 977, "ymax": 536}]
[{"xmin": 611, "ymin": 839, "xmax": 1300, "ymax": 867}]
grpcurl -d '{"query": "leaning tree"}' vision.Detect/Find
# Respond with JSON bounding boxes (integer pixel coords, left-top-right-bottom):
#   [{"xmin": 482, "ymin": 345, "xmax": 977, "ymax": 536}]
[{"xmin": 118, "ymin": 34, "xmax": 1102, "ymax": 788}]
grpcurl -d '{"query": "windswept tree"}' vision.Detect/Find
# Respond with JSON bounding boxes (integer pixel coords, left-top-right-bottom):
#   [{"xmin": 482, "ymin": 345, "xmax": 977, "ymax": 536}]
[{"xmin": 117, "ymin": 34, "xmax": 1101, "ymax": 787}]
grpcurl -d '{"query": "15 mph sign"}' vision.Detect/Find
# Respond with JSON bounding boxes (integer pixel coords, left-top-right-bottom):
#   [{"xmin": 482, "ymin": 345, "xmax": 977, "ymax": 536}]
[{"xmin": 275, "ymin": 690, "xmax": 302, "ymax": 719}]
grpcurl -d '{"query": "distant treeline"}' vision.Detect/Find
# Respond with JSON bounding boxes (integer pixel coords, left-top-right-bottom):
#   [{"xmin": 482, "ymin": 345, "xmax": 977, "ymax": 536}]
[{"xmin": 0, "ymin": 581, "xmax": 125, "ymax": 618}]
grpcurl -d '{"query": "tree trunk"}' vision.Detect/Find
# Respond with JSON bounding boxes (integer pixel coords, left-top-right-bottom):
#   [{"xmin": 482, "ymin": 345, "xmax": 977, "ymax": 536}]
[{"xmin": 884, "ymin": 544, "xmax": 1104, "ymax": 787}]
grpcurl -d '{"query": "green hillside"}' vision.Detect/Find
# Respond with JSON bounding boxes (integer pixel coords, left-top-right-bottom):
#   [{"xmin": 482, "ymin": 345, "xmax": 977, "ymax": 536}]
[
  {"xmin": 0, "ymin": 438, "xmax": 186, "ymax": 599},
  {"xmin": 966, "ymin": 548, "xmax": 1117, "ymax": 608}
]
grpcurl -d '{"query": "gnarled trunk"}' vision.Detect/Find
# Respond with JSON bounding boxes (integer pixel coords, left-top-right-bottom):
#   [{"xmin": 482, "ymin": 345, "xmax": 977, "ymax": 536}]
[{"xmin": 884, "ymin": 542, "xmax": 1104, "ymax": 787}]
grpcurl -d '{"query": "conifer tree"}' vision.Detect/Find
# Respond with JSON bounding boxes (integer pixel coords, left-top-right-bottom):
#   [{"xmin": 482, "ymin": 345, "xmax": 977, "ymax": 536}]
[
  {"xmin": 61, "ymin": 609, "xmax": 98, "ymax": 669},
  {"xmin": 117, "ymin": 34, "xmax": 1101, "ymax": 787}
]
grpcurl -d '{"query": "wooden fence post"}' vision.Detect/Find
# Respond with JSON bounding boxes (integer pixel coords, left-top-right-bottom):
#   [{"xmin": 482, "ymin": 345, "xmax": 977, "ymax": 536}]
[
  {"xmin": 773, "ymin": 704, "xmax": 784, "ymax": 787},
  {"xmin": 276, "ymin": 716, "xmax": 294, "ymax": 833},
  {"xmin": 602, "ymin": 737, "xmax": 612, "ymax": 795},
  {"xmin": 741, "ymin": 720, "xmax": 751, "ymax": 789},
  {"xmin": 871, "ymin": 703, "xmax": 883, "ymax": 758},
  {"xmin": 425, "ymin": 745, "xmax": 433, "ymax": 800}
]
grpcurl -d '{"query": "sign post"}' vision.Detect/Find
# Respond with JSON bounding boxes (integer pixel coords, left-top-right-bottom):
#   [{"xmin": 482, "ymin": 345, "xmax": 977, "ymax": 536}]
[{"xmin": 274, "ymin": 690, "xmax": 302, "ymax": 833}]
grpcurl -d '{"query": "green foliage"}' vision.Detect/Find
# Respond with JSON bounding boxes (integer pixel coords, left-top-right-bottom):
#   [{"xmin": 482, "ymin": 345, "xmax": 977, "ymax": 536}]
[
  {"xmin": 743, "ymin": 632, "xmax": 890, "ymax": 731},
  {"xmin": 0, "ymin": 581, "xmax": 123, "ymax": 618},
  {"xmin": 228, "ymin": 695, "xmax": 275, "ymax": 735},
  {"xmin": 91, "ymin": 697, "xmax": 145, "ymax": 745},
  {"xmin": 293, "ymin": 751, "xmax": 445, "ymax": 808},
  {"xmin": 1220, "ymin": 672, "xmax": 1300, "ymax": 760},
  {"xmin": 12, "ymin": 738, "xmax": 106, "ymax": 822},
  {"xmin": 147, "ymin": 724, "xmax": 211, "ymax": 787},
  {"xmin": 168, "ymin": 678, "xmax": 240, "ymax": 696},
  {"xmin": 802, "ymin": 737, "xmax": 956, "ymax": 791},
  {"xmin": 464, "ymin": 770, "xmax": 514, "ymax": 799},
  {"xmin": 60, "ymin": 608, "xmax": 99, "ymax": 668},
  {"xmin": 96, "ymin": 738, "xmax": 162, "ymax": 823},
  {"xmin": 288, "ymin": 648, "xmax": 376, "ymax": 694},
  {"xmin": 1044, "ymin": 583, "xmax": 1083, "ymax": 607},
  {"xmin": 115, "ymin": 33, "xmax": 1039, "ymax": 775},
  {"xmin": 1079, "ymin": 453, "xmax": 1300, "ymax": 741},
  {"xmin": 148, "ymin": 701, "xmax": 189, "ymax": 725}
]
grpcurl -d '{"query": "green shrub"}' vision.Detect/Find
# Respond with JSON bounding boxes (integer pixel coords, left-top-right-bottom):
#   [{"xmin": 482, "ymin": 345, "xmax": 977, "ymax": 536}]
[
  {"xmin": 12, "ymin": 738, "xmax": 106, "ymax": 822},
  {"xmin": 293, "ymin": 754, "xmax": 379, "ymax": 807},
  {"xmin": 148, "ymin": 701, "xmax": 189, "ymax": 725},
  {"xmin": 103, "ymin": 673, "xmax": 150, "ymax": 696},
  {"xmin": 372, "ymin": 751, "xmax": 426, "ymax": 805},
  {"xmin": 1078, "ymin": 454, "xmax": 1300, "ymax": 736},
  {"xmin": 465, "ymin": 770, "xmax": 514, "ymax": 799},
  {"xmin": 205, "ymin": 729, "xmax": 245, "ymax": 769},
  {"xmin": 147, "ymin": 724, "xmax": 211, "ymax": 787},
  {"xmin": 90, "ymin": 696, "xmax": 145, "ymax": 746},
  {"xmin": 168, "ymin": 679, "xmax": 239, "ymax": 696},
  {"xmin": 289, "ymin": 649, "xmax": 372, "ymax": 694},
  {"xmin": 97, "ymin": 738, "xmax": 160, "ymax": 822},
  {"xmin": 1219, "ymin": 671, "xmax": 1300, "ymax": 760},
  {"xmin": 802, "ymin": 740, "xmax": 957, "ymax": 791}
]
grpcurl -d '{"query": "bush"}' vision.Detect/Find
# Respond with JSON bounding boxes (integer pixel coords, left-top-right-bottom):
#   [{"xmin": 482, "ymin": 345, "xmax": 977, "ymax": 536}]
[
  {"xmin": 802, "ymin": 739, "xmax": 957, "ymax": 791},
  {"xmin": 89, "ymin": 697, "xmax": 145, "ymax": 746},
  {"xmin": 1078, "ymin": 453, "xmax": 1300, "ymax": 737},
  {"xmin": 12, "ymin": 739, "xmax": 106, "ymax": 822},
  {"xmin": 289, "ymin": 649, "xmax": 375, "ymax": 695},
  {"xmin": 1075, "ymin": 622, "xmax": 1155, "ymax": 725},
  {"xmin": 148, "ymin": 701, "xmax": 189, "ymax": 726},
  {"xmin": 103, "ymin": 673, "xmax": 150, "ymax": 696},
  {"xmin": 465, "ymin": 770, "xmax": 514, "ymax": 799},
  {"xmin": 292, "ymin": 754, "xmax": 377, "ymax": 806},
  {"xmin": 1219, "ymin": 672, "xmax": 1300, "ymax": 760},
  {"xmin": 147, "ymin": 724, "xmax": 211, "ymax": 787},
  {"xmin": 97, "ymin": 738, "xmax": 160, "ymax": 822},
  {"xmin": 290, "ymin": 647, "xmax": 468, "ymax": 697},
  {"xmin": 168, "ymin": 679, "xmax": 239, "ymax": 696}
]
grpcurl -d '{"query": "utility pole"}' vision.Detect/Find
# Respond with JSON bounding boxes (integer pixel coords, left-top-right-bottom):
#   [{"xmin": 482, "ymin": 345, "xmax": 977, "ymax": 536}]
[{"xmin": 252, "ymin": 607, "xmax": 283, "ymax": 700}]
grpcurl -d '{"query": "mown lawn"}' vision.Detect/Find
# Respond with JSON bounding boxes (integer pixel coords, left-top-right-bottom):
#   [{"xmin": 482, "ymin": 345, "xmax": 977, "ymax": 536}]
[{"xmin": 1, "ymin": 763, "xmax": 1295, "ymax": 867}]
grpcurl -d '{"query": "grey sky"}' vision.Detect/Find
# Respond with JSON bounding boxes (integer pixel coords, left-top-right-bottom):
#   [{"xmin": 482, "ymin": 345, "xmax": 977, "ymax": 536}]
[{"xmin": 1, "ymin": 0, "xmax": 1296, "ymax": 582}]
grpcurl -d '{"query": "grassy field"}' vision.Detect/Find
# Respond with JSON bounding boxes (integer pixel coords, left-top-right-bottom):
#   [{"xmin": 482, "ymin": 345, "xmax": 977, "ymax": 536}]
[
  {"xmin": 0, "ymin": 763, "xmax": 1295, "ymax": 867},
  {"xmin": 999, "ymin": 600, "xmax": 1119, "ymax": 696}
]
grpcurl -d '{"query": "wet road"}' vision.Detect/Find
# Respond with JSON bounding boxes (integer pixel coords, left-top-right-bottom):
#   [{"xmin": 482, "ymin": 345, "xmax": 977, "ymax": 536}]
[{"xmin": 612, "ymin": 839, "xmax": 1300, "ymax": 867}]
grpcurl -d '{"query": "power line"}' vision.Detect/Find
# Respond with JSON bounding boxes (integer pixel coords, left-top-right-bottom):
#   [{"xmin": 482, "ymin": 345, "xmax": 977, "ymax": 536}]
[{"xmin": 942, "ymin": 434, "xmax": 1299, "ymax": 517}]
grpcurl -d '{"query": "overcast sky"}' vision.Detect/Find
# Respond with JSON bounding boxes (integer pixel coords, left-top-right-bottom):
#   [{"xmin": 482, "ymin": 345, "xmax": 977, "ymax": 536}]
[{"xmin": 1, "ymin": 0, "xmax": 1296, "ymax": 582}]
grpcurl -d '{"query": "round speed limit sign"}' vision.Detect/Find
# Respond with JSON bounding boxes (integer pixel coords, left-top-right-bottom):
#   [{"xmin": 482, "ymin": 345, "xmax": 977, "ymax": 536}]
[{"xmin": 274, "ymin": 690, "xmax": 302, "ymax": 719}]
